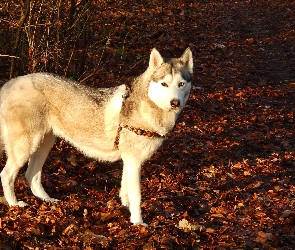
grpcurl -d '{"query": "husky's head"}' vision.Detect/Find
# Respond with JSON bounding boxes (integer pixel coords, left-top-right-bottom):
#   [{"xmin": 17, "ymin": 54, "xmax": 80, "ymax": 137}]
[{"xmin": 147, "ymin": 48, "xmax": 193, "ymax": 113}]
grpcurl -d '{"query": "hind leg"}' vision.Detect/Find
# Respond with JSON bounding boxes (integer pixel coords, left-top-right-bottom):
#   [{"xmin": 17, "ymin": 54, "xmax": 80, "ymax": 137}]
[
  {"xmin": 0, "ymin": 140, "xmax": 31, "ymax": 207},
  {"xmin": 25, "ymin": 132, "xmax": 57, "ymax": 203}
]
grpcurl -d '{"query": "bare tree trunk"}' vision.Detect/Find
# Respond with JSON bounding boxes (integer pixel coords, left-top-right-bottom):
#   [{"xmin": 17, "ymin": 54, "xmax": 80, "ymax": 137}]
[{"xmin": 9, "ymin": 0, "xmax": 30, "ymax": 78}]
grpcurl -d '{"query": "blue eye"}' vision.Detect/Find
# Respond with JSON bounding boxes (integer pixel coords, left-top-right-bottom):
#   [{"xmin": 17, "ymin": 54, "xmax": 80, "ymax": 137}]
[{"xmin": 161, "ymin": 82, "xmax": 168, "ymax": 87}]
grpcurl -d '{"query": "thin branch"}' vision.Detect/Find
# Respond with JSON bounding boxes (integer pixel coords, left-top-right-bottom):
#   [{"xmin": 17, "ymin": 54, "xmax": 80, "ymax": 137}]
[{"xmin": 0, "ymin": 54, "xmax": 20, "ymax": 58}]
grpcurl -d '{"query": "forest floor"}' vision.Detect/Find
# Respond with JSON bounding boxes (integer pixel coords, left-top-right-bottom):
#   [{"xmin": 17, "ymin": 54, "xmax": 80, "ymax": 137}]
[{"xmin": 0, "ymin": 0, "xmax": 295, "ymax": 249}]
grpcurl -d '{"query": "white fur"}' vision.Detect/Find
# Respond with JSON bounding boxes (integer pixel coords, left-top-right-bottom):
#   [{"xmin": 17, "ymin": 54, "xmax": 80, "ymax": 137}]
[{"xmin": 148, "ymin": 73, "xmax": 191, "ymax": 112}]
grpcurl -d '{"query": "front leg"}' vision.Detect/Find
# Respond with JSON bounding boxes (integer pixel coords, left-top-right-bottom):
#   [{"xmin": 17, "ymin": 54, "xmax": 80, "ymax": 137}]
[
  {"xmin": 120, "ymin": 154, "xmax": 144, "ymax": 225},
  {"xmin": 119, "ymin": 165, "xmax": 130, "ymax": 208}
]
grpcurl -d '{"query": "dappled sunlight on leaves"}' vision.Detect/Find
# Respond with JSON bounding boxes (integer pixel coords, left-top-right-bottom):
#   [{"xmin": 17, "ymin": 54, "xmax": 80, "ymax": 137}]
[{"xmin": 0, "ymin": 0, "xmax": 295, "ymax": 248}]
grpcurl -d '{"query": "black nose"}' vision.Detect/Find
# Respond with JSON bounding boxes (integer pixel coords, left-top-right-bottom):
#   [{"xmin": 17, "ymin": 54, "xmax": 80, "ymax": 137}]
[{"xmin": 170, "ymin": 99, "xmax": 180, "ymax": 108}]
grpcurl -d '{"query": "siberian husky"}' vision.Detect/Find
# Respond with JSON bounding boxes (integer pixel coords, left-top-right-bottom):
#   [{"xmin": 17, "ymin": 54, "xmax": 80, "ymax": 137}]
[{"xmin": 0, "ymin": 48, "xmax": 193, "ymax": 225}]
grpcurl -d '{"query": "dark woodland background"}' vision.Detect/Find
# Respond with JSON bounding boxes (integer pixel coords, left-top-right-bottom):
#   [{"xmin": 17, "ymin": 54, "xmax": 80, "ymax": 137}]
[{"xmin": 0, "ymin": 0, "xmax": 294, "ymax": 249}]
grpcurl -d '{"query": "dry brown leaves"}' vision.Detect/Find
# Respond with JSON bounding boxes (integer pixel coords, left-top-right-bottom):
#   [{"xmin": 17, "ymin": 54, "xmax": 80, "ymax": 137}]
[{"xmin": 1, "ymin": 0, "xmax": 295, "ymax": 249}]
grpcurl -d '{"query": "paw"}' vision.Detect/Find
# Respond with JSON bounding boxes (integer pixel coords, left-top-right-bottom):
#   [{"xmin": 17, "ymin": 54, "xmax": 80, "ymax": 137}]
[
  {"xmin": 15, "ymin": 201, "xmax": 29, "ymax": 207},
  {"xmin": 44, "ymin": 198, "xmax": 60, "ymax": 204},
  {"xmin": 133, "ymin": 222, "xmax": 148, "ymax": 228},
  {"xmin": 130, "ymin": 215, "xmax": 146, "ymax": 226}
]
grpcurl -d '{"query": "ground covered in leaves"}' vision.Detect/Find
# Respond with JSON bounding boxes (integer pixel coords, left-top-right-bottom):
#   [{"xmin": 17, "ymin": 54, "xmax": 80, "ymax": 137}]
[{"xmin": 1, "ymin": 0, "xmax": 295, "ymax": 249}]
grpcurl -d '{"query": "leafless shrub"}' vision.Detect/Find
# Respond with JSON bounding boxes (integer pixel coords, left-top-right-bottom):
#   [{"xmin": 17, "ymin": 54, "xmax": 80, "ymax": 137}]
[{"xmin": 0, "ymin": 0, "xmax": 127, "ymax": 80}]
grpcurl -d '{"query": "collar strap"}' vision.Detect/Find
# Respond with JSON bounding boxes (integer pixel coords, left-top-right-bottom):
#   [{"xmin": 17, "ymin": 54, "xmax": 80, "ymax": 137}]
[{"xmin": 114, "ymin": 124, "xmax": 164, "ymax": 149}]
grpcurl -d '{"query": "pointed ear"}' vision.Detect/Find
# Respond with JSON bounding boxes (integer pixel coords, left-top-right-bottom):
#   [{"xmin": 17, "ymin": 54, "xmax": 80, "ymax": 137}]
[
  {"xmin": 181, "ymin": 47, "xmax": 193, "ymax": 73},
  {"xmin": 149, "ymin": 48, "xmax": 164, "ymax": 70}
]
